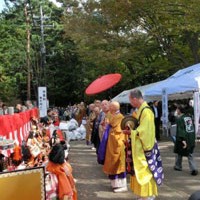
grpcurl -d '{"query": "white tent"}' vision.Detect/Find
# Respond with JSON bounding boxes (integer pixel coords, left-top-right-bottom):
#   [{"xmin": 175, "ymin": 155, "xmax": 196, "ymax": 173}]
[
  {"xmin": 113, "ymin": 63, "xmax": 200, "ymax": 103},
  {"xmin": 144, "ymin": 63, "xmax": 200, "ymax": 134},
  {"xmin": 145, "ymin": 63, "xmax": 200, "ymax": 99},
  {"xmin": 111, "ymin": 89, "xmax": 130, "ymax": 104},
  {"xmin": 113, "ymin": 63, "xmax": 200, "ymax": 135},
  {"xmin": 112, "ymin": 81, "xmax": 162, "ymax": 103}
]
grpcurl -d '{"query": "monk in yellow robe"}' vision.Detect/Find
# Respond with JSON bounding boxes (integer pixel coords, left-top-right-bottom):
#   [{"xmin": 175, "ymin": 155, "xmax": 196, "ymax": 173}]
[
  {"xmin": 103, "ymin": 101, "xmax": 127, "ymax": 193},
  {"xmin": 128, "ymin": 89, "xmax": 158, "ymax": 200}
]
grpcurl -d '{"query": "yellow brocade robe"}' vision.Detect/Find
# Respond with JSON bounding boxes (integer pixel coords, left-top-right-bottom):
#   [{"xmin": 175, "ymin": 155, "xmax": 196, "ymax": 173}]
[
  {"xmin": 130, "ymin": 102, "xmax": 158, "ymax": 197},
  {"xmin": 103, "ymin": 112, "xmax": 126, "ymax": 175}
]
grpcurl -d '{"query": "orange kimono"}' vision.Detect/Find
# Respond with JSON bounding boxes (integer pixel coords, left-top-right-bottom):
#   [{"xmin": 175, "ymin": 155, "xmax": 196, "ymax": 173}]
[{"xmin": 46, "ymin": 161, "xmax": 77, "ymax": 200}]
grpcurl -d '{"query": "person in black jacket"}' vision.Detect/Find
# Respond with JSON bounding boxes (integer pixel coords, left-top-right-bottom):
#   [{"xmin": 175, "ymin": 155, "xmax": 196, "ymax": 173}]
[
  {"xmin": 151, "ymin": 101, "xmax": 162, "ymax": 141},
  {"xmin": 174, "ymin": 104, "xmax": 198, "ymax": 176}
]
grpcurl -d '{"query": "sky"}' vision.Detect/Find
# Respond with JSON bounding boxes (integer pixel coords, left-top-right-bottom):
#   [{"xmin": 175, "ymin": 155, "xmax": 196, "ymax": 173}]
[
  {"xmin": 0, "ymin": 0, "xmax": 6, "ymax": 12},
  {"xmin": 49, "ymin": 0, "xmax": 62, "ymax": 7},
  {"xmin": 0, "ymin": 0, "xmax": 62, "ymax": 13}
]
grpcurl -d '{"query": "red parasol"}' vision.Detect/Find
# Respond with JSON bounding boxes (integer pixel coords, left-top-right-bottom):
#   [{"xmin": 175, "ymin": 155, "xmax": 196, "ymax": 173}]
[{"xmin": 85, "ymin": 73, "xmax": 122, "ymax": 95}]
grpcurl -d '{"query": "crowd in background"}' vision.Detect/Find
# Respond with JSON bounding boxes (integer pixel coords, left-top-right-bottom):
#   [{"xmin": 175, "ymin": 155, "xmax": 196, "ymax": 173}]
[
  {"xmin": 0, "ymin": 96, "xmax": 198, "ymax": 199},
  {"xmin": 0, "ymin": 100, "xmax": 34, "ymax": 115}
]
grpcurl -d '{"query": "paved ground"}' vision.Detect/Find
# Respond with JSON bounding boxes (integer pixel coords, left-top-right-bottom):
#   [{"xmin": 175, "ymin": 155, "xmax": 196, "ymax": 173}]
[{"xmin": 68, "ymin": 136, "xmax": 200, "ymax": 200}]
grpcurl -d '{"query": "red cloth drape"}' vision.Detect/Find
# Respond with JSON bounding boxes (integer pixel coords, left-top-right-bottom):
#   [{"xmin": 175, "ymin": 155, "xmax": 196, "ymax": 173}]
[
  {"xmin": 0, "ymin": 108, "xmax": 39, "ymax": 144},
  {"xmin": 0, "ymin": 115, "xmax": 11, "ymax": 137}
]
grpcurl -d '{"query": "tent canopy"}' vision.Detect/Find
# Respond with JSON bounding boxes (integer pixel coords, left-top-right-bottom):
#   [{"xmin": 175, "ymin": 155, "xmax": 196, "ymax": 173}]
[
  {"xmin": 145, "ymin": 63, "xmax": 200, "ymax": 99},
  {"xmin": 112, "ymin": 63, "xmax": 200, "ymax": 103},
  {"xmin": 112, "ymin": 81, "xmax": 161, "ymax": 103}
]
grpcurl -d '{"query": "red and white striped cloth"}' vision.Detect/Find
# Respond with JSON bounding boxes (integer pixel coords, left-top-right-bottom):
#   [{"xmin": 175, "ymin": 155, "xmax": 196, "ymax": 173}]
[{"xmin": 0, "ymin": 108, "xmax": 39, "ymax": 145}]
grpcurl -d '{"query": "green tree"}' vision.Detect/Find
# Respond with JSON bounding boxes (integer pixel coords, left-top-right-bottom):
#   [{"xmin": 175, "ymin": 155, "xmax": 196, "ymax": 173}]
[
  {"xmin": 63, "ymin": 0, "xmax": 200, "ymax": 89},
  {"xmin": 0, "ymin": 4, "xmax": 27, "ymax": 103},
  {"xmin": 2, "ymin": 0, "xmax": 200, "ymax": 106},
  {"xmin": 0, "ymin": 0, "xmax": 90, "ymax": 105}
]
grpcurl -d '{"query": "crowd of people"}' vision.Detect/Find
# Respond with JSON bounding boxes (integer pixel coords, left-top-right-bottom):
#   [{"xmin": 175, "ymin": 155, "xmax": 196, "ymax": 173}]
[
  {"xmin": 84, "ymin": 89, "xmax": 198, "ymax": 200},
  {"xmin": 0, "ymin": 105, "xmax": 78, "ymax": 200},
  {"xmin": 0, "ymin": 91, "xmax": 199, "ymax": 200},
  {"xmin": 83, "ymin": 91, "xmax": 162, "ymax": 199},
  {"xmin": 0, "ymin": 100, "xmax": 35, "ymax": 115}
]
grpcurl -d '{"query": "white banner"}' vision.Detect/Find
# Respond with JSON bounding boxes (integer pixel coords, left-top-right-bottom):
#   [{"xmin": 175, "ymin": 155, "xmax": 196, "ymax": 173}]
[
  {"xmin": 162, "ymin": 88, "xmax": 169, "ymax": 136},
  {"xmin": 38, "ymin": 87, "xmax": 47, "ymax": 117},
  {"xmin": 194, "ymin": 91, "xmax": 200, "ymax": 137}
]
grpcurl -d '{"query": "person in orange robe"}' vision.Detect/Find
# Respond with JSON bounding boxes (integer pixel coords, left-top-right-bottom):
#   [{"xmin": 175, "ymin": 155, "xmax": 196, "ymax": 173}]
[
  {"xmin": 103, "ymin": 101, "xmax": 127, "ymax": 193},
  {"xmin": 46, "ymin": 143, "xmax": 77, "ymax": 200}
]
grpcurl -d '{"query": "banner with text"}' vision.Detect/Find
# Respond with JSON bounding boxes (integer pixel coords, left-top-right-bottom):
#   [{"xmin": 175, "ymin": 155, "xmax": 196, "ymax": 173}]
[{"xmin": 38, "ymin": 87, "xmax": 47, "ymax": 118}]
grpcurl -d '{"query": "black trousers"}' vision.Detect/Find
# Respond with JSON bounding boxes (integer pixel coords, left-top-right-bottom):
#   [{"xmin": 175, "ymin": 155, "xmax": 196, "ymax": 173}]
[{"xmin": 155, "ymin": 118, "xmax": 161, "ymax": 140}]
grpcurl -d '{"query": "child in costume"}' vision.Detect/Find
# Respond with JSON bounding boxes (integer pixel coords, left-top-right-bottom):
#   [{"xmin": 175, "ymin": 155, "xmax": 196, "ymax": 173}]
[{"xmin": 46, "ymin": 143, "xmax": 77, "ymax": 200}]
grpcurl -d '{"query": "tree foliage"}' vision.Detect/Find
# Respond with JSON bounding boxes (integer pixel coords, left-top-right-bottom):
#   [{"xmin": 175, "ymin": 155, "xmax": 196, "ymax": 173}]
[
  {"xmin": 63, "ymin": 0, "xmax": 200, "ymax": 88},
  {"xmin": 0, "ymin": 3, "xmax": 27, "ymax": 103},
  {"xmin": 1, "ymin": 0, "xmax": 200, "ymax": 106},
  {"xmin": 0, "ymin": 0, "xmax": 88, "ymax": 105}
]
